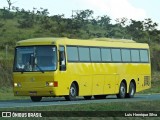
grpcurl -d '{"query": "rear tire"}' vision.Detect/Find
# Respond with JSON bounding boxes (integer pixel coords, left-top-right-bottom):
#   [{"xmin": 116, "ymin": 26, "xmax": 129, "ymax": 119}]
[
  {"xmin": 84, "ymin": 96, "xmax": 92, "ymax": 100},
  {"xmin": 126, "ymin": 82, "xmax": 136, "ymax": 98},
  {"xmin": 30, "ymin": 96, "xmax": 42, "ymax": 102},
  {"xmin": 117, "ymin": 82, "xmax": 126, "ymax": 99},
  {"xmin": 65, "ymin": 83, "xmax": 77, "ymax": 101}
]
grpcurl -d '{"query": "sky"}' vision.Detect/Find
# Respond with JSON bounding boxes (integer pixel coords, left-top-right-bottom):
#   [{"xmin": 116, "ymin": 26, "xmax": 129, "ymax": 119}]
[{"xmin": 0, "ymin": 0, "xmax": 160, "ymax": 29}]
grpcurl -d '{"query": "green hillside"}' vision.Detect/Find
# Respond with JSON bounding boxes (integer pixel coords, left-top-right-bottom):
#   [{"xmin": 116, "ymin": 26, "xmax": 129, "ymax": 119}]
[{"xmin": 0, "ymin": 7, "xmax": 160, "ymax": 87}]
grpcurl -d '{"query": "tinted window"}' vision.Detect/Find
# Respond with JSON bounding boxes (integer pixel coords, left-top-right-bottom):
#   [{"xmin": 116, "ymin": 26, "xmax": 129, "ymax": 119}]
[
  {"xmin": 67, "ymin": 46, "xmax": 79, "ymax": 61},
  {"xmin": 101, "ymin": 48, "xmax": 111, "ymax": 62},
  {"xmin": 14, "ymin": 46, "xmax": 57, "ymax": 72},
  {"xmin": 140, "ymin": 50, "xmax": 149, "ymax": 62},
  {"xmin": 122, "ymin": 49, "xmax": 131, "ymax": 62},
  {"xmin": 90, "ymin": 48, "xmax": 101, "ymax": 62},
  {"xmin": 131, "ymin": 49, "xmax": 140, "ymax": 62},
  {"xmin": 111, "ymin": 49, "xmax": 121, "ymax": 62},
  {"xmin": 79, "ymin": 47, "xmax": 90, "ymax": 61}
]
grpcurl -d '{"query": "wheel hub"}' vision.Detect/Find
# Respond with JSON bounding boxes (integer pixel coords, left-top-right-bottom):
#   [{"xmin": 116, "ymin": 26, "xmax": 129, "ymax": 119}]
[
  {"xmin": 70, "ymin": 87, "xmax": 76, "ymax": 96},
  {"xmin": 121, "ymin": 86, "xmax": 125, "ymax": 95}
]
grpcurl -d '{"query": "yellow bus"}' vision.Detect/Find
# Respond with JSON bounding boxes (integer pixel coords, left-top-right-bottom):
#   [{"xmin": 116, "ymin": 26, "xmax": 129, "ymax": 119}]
[{"xmin": 13, "ymin": 37, "xmax": 151, "ymax": 102}]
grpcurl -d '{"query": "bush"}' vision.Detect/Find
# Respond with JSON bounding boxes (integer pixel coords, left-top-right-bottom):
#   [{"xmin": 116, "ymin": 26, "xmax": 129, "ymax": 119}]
[{"xmin": 0, "ymin": 59, "xmax": 13, "ymax": 87}]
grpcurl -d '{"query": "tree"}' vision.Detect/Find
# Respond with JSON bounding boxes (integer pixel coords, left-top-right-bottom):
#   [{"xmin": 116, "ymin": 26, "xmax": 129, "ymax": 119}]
[
  {"xmin": 6, "ymin": 0, "xmax": 16, "ymax": 10},
  {"xmin": 143, "ymin": 18, "xmax": 159, "ymax": 42},
  {"xmin": 17, "ymin": 9, "xmax": 35, "ymax": 28},
  {"xmin": 0, "ymin": 8, "xmax": 14, "ymax": 19},
  {"xmin": 50, "ymin": 14, "xmax": 65, "ymax": 36},
  {"xmin": 115, "ymin": 17, "xmax": 128, "ymax": 27},
  {"xmin": 73, "ymin": 9, "xmax": 93, "ymax": 21},
  {"xmin": 73, "ymin": 9, "xmax": 94, "ymax": 28},
  {"xmin": 144, "ymin": 18, "xmax": 158, "ymax": 31},
  {"xmin": 98, "ymin": 15, "xmax": 111, "ymax": 28},
  {"xmin": 127, "ymin": 19, "xmax": 144, "ymax": 40},
  {"xmin": 71, "ymin": 10, "xmax": 94, "ymax": 38}
]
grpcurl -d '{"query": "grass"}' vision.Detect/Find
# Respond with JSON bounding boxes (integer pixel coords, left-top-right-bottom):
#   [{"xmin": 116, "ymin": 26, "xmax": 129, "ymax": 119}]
[
  {"xmin": 0, "ymin": 87, "xmax": 28, "ymax": 100},
  {"xmin": 0, "ymin": 50, "xmax": 14, "ymax": 60},
  {"xmin": 0, "ymin": 100, "xmax": 160, "ymax": 111},
  {"xmin": 0, "ymin": 101, "xmax": 160, "ymax": 119}
]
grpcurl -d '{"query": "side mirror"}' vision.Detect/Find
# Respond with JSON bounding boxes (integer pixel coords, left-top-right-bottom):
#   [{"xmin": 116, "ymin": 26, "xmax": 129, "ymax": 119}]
[{"xmin": 59, "ymin": 51, "xmax": 66, "ymax": 71}]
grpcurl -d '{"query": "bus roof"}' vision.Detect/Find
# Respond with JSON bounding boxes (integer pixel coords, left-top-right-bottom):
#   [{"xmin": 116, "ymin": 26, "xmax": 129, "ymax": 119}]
[{"xmin": 16, "ymin": 37, "xmax": 149, "ymax": 49}]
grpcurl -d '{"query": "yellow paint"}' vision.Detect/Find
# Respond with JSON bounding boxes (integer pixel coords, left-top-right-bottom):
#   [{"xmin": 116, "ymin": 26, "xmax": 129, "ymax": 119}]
[{"xmin": 13, "ymin": 37, "xmax": 151, "ymax": 97}]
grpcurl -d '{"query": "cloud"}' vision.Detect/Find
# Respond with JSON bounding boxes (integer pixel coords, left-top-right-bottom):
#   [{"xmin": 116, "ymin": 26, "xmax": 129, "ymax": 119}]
[
  {"xmin": 84, "ymin": 0, "xmax": 147, "ymax": 20},
  {"xmin": 109, "ymin": 0, "xmax": 147, "ymax": 20}
]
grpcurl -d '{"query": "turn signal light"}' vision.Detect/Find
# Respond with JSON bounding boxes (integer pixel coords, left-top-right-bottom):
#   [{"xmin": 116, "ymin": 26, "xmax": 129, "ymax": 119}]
[{"xmin": 54, "ymin": 81, "xmax": 58, "ymax": 87}]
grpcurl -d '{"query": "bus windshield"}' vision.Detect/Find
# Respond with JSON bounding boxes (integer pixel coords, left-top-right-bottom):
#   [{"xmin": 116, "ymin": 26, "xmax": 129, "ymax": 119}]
[{"xmin": 13, "ymin": 46, "xmax": 57, "ymax": 72}]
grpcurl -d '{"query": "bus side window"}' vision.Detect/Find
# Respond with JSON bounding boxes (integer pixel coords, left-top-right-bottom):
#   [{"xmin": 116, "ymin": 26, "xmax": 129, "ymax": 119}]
[{"xmin": 59, "ymin": 46, "xmax": 66, "ymax": 71}]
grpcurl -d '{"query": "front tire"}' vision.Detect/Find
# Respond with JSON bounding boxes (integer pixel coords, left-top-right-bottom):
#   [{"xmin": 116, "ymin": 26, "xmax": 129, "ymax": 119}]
[
  {"xmin": 30, "ymin": 96, "xmax": 42, "ymax": 102},
  {"xmin": 117, "ymin": 82, "xmax": 126, "ymax": 99},
  {"xmin": 65, "ymin": 83, "xmax": 77, "ymax": 101},
  {"xmin": 126, "ymin": 82, "xmax": 136, "ymax": 98}
]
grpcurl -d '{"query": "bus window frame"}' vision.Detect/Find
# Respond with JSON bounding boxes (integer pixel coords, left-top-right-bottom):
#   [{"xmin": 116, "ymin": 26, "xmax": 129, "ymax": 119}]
[
  {"xmin": 59, "ymin": 45, "xmax": 66, "ymax": 71},
  {"xmin": 13, "ymin": 45, "xmax": 58, "ymax": 72},
  {"xmin": 66, "ymin": 45, "xmax": 150, "ymax": 64}
]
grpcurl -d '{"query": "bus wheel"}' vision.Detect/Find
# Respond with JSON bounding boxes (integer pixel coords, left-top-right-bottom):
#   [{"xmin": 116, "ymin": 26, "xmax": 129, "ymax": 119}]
[
  {"xmin": 84, "ymin": 96, "xmax": 92, "ymax": 100},
  {"xmin": 65, "ymin": 83, "xmax": 77, "ymax": 101},
  {"xmin": 94, "ymin": 95, "xmax": 106, "ymax": 99},
  {"xmin": 126, "ymin": 82, "xmax": 135, "ymax": 98},
  {"xmin": 117, "ymin": 82, "xmax": 126, "ymax": 99},
  {"xmin": 30, "ymin": 96, "xmax": 42, "ymax": 102}
]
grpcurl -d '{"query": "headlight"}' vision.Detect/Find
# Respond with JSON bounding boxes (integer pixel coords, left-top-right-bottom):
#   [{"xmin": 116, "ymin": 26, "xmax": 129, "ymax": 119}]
[
  {"xmin": 14, "ymin": 83, "xmax": 21, "ymax": 87},
  {"xmin": 14, "ymin": 83, "xmax": 18, "ymax": 87},
  {"xmin": 46, "ymin": 82, "xmax": 54, "ymax": 87}
]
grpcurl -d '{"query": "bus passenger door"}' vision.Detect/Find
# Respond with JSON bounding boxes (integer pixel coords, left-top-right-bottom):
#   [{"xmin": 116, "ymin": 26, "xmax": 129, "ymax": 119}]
[{"xmin": 57, "ymin": 46, "xmax": 68, "ymax": 95}]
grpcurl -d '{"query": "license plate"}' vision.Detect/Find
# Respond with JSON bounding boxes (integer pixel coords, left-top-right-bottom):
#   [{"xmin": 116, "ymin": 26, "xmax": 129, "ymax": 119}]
[{"xmin": 29, "ymin": 92, "xmax": 37, "ymax": 96}]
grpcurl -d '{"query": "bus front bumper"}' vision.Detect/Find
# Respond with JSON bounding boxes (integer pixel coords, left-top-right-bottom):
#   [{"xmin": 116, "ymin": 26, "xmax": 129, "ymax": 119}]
[{"xmin": 13, "ymin": 87, "xmax": 61, "ymax": 97}]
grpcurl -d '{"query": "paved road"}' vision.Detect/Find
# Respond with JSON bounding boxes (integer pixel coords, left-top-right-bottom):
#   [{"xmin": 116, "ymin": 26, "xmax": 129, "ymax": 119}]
[{"xmin": 0, "ymin": 94, "xmax": 160, "ymax": 108}]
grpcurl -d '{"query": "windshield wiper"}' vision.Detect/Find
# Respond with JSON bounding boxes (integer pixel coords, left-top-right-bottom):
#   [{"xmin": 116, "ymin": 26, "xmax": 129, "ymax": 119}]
[
  {"xmin": 35, "ymin": 63, "xmax": 44, "ymax": 73},
  {"xmin": 29, "ymin": 53, "xmax": 44, "ymax": 73}
]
